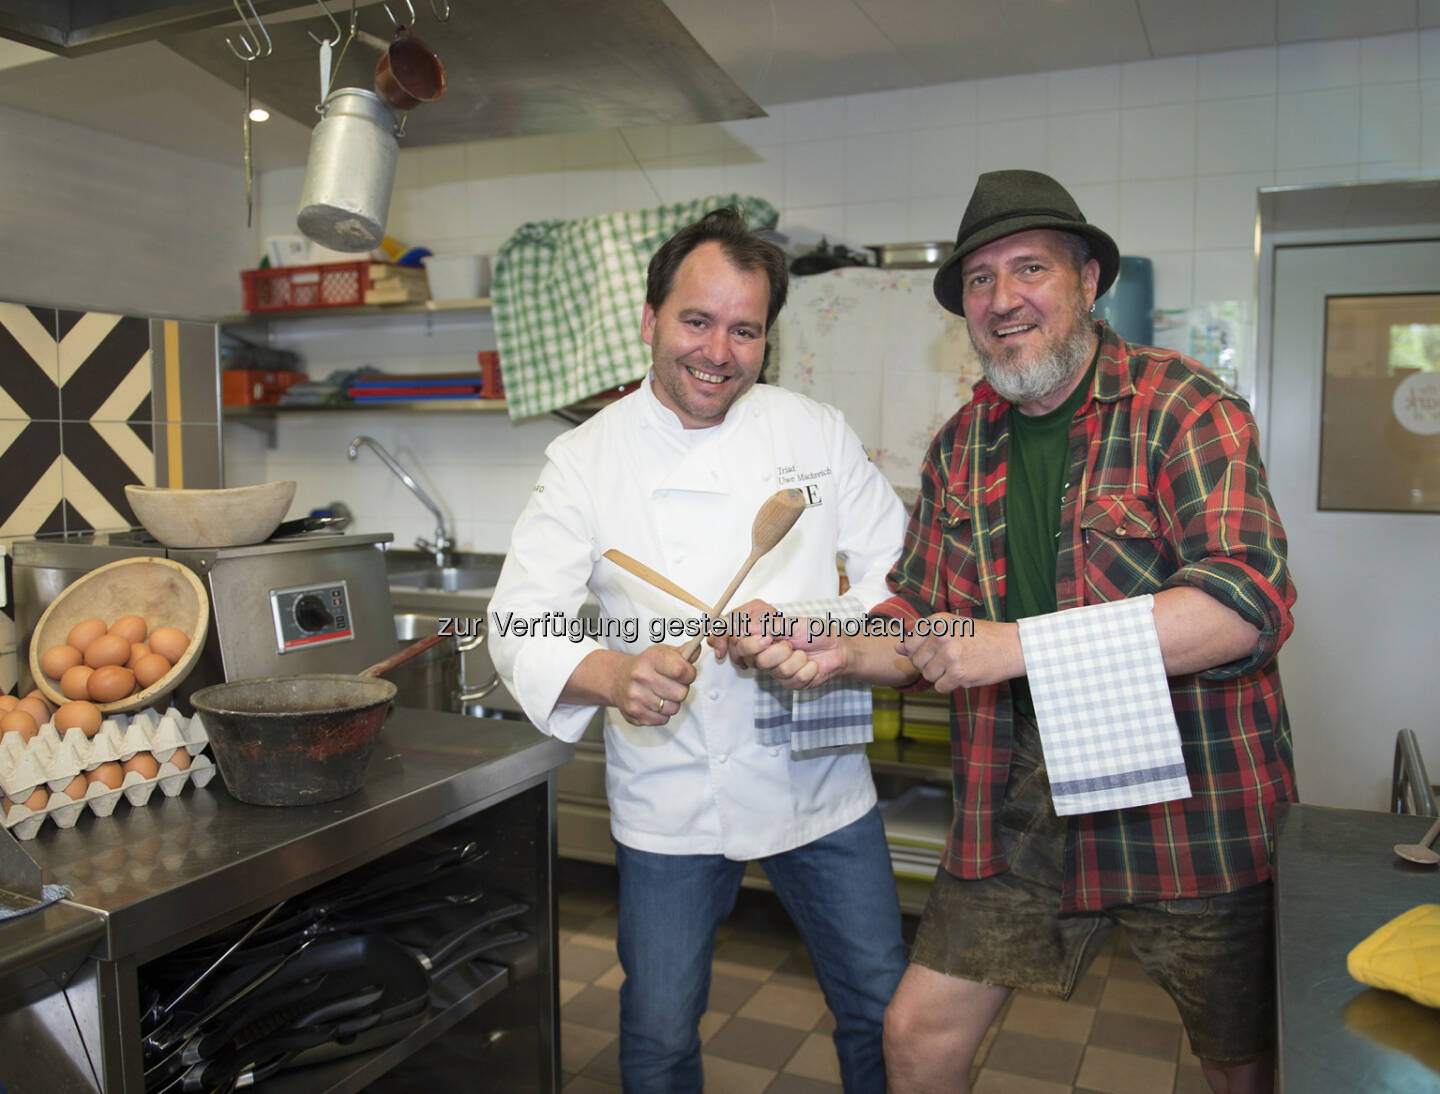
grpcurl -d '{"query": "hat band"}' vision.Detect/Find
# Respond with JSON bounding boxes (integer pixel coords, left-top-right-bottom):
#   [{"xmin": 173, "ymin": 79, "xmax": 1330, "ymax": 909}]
[{"xmin": 960, "ymin": 206, "xmax": 1086, "ymax": 243}]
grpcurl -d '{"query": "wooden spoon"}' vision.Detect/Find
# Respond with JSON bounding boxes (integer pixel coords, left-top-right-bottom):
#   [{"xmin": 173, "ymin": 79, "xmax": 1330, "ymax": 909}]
[
  {"xmin": 680, "ymin": 488, "xmax": 808, "ymax": 660},
  {"xmin": 360, "ymin": 633, "xmax": 448, "ymax": 678},
  {"xmin": 1394, "ymin": 816, "xmax": 1440, "ymax": 865},
  {"xmin": 603, "ymin": 549, "xmax": 712, "ymax": 613}
]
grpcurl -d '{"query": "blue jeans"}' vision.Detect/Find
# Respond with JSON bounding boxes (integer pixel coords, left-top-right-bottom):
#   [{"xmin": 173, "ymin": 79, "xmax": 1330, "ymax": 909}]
[{"xmin": 614, "ymin": 806, "xmax": 905, "ymax": 1093}]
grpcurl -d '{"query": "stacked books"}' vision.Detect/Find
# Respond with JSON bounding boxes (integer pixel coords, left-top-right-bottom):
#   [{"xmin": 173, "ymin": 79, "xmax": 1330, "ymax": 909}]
[{"xmin": 879, "ymin": 785, "xmax": 950, "ymax": 880}]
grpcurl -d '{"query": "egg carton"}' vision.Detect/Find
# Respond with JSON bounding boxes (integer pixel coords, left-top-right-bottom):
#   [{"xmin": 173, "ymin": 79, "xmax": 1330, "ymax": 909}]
[{"xmin": 0, "ymin": 707, "xmax": 215, "ymax": 840}]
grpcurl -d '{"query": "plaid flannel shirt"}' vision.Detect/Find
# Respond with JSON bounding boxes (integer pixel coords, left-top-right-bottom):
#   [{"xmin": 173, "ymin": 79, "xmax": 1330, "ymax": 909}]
[{"xmin": 874, "ymin": 323, "xmax": 1297, "ymax": 912}]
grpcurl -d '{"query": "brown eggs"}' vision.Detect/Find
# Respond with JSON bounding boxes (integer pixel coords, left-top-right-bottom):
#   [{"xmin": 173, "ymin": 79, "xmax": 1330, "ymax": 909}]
[
  {"xmin": 15, "ymin": 696, "xmax": 51, "ymax": 727},
  {"xmin": 88, "ymin": 665, "xmax": 136, "ymax": 704},
  {"xmin": 87, "ymin": 762, "xmax": 124, "ymax": 790},
  {"xmin": 133, "ymin": 653, "xmax": 173, "ymax": 690},
  {"xmin": 109, "ymin": 614, "xmax": 149, "ymax": 644},
  {"xmin": 127, "ymin": 642, "xmax": 152, "ymax": 669},
  {"xmin": 123, "ymin": 752, "xmax": 159, "ymax": 779},
  {"xmin": 0, "ymin": 710, "xmax": 38, "ymax": 741},
  {"xmin": 60, "ymin": 665, "xmax": 95, "ymax": 701},
  {"xmin": 84, "ymin": 633, "xmax": 132, "ymax": 670},
  {"xmin": 0, "ymin": 694, "xmax": 17, "ymax": 713},
  {"xmin": 61, "ymin": 774, "xmax": 89, "ymax": 800},
  {"xmin": 167, "ymin": 747, "xmax": 192, "ymax": 771},
  {"xmin": 40, "ymin": 643, "xmax": 84, "ymax": 679},
  {"xmin": 148, "ymin": 627, "xmax": 191, "ymax": 665},
  {"xmin": 53, "ymin": 700, "xmax": 103, "ymax": 737},
  {"xmin": 1, "ymin": 786, "xmax": 49, "ymax": 812},
  {"xmin": 67, "ymin": 618, "xmax": 108, "ymax": 653}
]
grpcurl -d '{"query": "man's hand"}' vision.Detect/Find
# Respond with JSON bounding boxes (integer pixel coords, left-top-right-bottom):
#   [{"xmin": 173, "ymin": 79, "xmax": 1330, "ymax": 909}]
[
  {"xmin": 609, "ymin": 644, "xmax": 698, "ymax": 726},
  {"xmin": 711, "ymin": 599, "xmax": 846, "ymax": 689},
  {"xmin": 708, "ymin": 598, "xmax": 777, "ymax": 667},
  {"xmin": 899, "ymin": 616, "xmax": 1023, "ymax": 693}
]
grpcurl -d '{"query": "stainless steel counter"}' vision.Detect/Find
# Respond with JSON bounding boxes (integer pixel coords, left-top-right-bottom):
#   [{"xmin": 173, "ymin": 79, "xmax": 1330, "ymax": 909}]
[
  {"xmin": 1, "ymin": 706, "xmax": 572, "ymax": 1093},
  {"xmin": 1274, "ymin": 803, "xmax": 1440, "ymax": 1092},
  {"xmin": 23, "ymin": 707, "xmax": 568, "ymax": 963}
]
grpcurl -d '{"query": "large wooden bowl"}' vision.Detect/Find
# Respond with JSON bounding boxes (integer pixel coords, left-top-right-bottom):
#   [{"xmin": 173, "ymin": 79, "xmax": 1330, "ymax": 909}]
[
  {"xmin": 124, "ymin": 481, "xmax": 296, "ymax": 548},
  {"xmin": 29, "ymin": 557, "xmax": 210, "ymax": 715}
]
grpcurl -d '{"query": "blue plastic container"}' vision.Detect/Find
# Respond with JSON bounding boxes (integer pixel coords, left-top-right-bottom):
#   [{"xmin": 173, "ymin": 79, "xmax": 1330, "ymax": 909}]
[{"xmin": 1094, "ymin": 255, "xmax": 1154, "ymax": 346}]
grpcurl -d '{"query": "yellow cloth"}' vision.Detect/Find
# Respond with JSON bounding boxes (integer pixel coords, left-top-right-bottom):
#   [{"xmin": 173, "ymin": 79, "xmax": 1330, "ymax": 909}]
[{"xmin": 1347, "ymin": 903, "xmax": 1440, "ymax": 1008}]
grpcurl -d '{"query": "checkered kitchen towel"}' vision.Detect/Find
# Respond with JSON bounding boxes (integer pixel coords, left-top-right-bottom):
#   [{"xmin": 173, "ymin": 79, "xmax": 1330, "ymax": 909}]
[
  {"xmin": 492, "ymin": 195, "xmax": 779, "ymax": 420},
  {"xmin": 754, "ymin": 596, "xmax": 875, "ymax": 754},
  {"xmin": 1016, "ymin": 595, "xmax": 1190, "ymax": 816}
]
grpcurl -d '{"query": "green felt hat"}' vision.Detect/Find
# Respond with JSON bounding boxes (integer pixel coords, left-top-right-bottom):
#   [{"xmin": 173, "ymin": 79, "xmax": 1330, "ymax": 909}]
[{"xmin": 933, "ymin": 169, "xmax": 1119, "ymax": 316}]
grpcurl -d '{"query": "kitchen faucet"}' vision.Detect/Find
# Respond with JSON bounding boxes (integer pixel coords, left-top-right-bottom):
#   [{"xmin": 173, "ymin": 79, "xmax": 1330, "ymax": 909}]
[{"xmin": 346, "ymin": 435, "xmax": 455, "ymax": 567}]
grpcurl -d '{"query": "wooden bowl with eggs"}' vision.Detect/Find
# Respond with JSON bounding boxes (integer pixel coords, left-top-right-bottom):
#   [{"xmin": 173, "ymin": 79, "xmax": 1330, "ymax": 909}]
[{"xmin": 28, "ymin": 557, "xmax": 210, "ymax": 716}]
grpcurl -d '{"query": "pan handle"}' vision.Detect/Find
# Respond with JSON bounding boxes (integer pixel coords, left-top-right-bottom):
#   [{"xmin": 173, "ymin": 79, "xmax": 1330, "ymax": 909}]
[{"xmin": 360, "ymin": 632, "xmax": 447, "ymax": 677}]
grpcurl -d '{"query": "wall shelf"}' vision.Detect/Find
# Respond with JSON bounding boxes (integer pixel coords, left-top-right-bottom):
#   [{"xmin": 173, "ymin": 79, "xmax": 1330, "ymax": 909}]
[
  {"xmin": 225, "ymin": 399, "xmax": 510, "ymax": 417},
  {"xmin": 220, "ymin": 298, "xmax": 492, "ymax": 326}
]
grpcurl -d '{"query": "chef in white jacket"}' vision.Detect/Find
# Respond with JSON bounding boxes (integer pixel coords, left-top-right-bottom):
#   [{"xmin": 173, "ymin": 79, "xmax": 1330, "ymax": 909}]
[{"xmin": 489, "ymin": 207, "xmax": 907, "ymax": 1093}]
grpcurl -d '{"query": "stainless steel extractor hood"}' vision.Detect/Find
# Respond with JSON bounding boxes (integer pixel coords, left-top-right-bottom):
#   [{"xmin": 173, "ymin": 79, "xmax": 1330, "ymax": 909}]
[{"xmin": 0, "ymin": 0, "xmax": 763, "ymax": 151}]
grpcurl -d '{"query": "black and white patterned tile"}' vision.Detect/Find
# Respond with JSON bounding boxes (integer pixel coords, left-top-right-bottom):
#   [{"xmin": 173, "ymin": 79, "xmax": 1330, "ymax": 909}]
[
  {"xmin": 0, "ymin": 419, "xmax": 64, "ymax": 541},
  {"xmin": 0, "ymin": 303, "xmax": 59, "ymax": 421}
]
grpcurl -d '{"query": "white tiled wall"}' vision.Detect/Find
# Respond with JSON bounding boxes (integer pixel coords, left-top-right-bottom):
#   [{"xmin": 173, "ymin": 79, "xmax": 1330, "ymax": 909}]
[
  {"xmin": 237, "ymin": 29, "xmax": 1440, "ymax": 554},
  {"xmin": 224, "ymin": 409, "xmax": 568, "ymax": 557}
]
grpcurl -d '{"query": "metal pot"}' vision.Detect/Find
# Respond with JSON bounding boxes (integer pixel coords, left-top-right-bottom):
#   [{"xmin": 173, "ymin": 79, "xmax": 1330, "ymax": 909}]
[
  {"xmin": 389, "ymin": 612, "xmax": 498, "ymax": 714},
  {"xmin": 866, "ymin": 241, "xmax": 954, "ymax": 269},
  {"xmin": 373, "ymin": 25, "xmax": 446, "ymax": 112},
  {"xmin": 296, "ymin": 88, "xmax": 400, "ymax": 254}
]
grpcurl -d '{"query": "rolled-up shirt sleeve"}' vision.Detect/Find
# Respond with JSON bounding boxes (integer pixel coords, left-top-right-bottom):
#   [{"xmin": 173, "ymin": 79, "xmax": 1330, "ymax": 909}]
[
  {"xmin": 1154, "ymin": 393, "xmax": 1295, "ymax": 679},
  {"xmin": 488, "ymin": 454, "xmax": 605, "ymax": 743}
]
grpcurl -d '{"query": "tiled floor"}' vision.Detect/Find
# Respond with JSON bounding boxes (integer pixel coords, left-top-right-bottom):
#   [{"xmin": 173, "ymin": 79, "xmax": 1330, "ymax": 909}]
[{"xmin": 556, "ymin": 860, "xmax": 1212, "ymax": 1094}]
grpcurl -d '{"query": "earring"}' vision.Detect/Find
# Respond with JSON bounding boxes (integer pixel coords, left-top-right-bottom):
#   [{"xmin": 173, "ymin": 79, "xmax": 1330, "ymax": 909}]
[{"xmin": 1089, "ymin": 303, "xmax": 1094, "ymax": 314}]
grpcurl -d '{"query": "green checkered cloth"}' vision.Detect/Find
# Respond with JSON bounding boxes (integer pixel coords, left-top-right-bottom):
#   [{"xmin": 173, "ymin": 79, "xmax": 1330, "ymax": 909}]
[{"xmin": 492, "ymin": 195, "xmax": 780, "ymax": 420}]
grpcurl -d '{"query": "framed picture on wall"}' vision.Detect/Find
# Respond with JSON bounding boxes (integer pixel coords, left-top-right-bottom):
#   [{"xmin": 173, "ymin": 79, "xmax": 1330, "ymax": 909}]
[{"xmin": 1318, "ymin": 293, "xmax": 1440, "ymax": 513}]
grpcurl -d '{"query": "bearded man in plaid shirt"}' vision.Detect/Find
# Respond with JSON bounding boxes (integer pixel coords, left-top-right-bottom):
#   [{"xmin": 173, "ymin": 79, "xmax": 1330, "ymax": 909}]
[{"xmin": 730, "ymin": 170, "xmax": 1295, "ymax": 1094}]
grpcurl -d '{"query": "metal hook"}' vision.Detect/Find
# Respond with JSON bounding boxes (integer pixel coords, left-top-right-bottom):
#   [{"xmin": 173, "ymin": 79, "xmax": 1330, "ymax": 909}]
[
  {"xmin": 430, "ymin": 0, "xmax": 451, "ymax": 20},
  {"xmin": 382, "ymin": 0, "xmax": 416, "ymax": 28},
  {"xmin": 307, "ymin": 0, "xmax": 343, "ymax": 46},
  {"xmin": 225, "ymin": 0, "xmax": 272, "ymax": 61}
]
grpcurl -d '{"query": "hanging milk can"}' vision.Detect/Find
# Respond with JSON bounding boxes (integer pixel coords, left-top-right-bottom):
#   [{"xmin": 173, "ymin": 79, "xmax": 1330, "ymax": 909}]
[{"xmin": 296, "ymin": 88, "xmax": 400, "ymax": 253}]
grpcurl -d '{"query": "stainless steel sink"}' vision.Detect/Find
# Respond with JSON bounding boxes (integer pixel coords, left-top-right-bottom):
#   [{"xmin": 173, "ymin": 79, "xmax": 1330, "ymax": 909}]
[{"xmin": 387, "ymin": 565, "xmax": 500, "ymax": 593}]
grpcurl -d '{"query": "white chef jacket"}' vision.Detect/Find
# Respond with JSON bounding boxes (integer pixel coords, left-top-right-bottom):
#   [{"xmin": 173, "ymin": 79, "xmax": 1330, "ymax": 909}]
[{"xmin": 488, "ymin": 374, "xmax": 907, "ymax": 860}]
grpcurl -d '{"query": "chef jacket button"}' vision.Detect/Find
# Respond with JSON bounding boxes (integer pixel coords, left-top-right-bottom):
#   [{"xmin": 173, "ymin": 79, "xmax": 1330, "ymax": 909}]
[
  {"xmin": 674, "ymin": 554, "xmax": 686, "ymax": 564},
  {"xmin": 707, "ymin": 688, "xmax": 720, "ymax": 701},
  {"xmin": 716, "ymin": 753, "xmax": 728, "ymax": 764},
  {"xmin": 770, "ymin": 746, "xmax": 781, "ymax": 757}
]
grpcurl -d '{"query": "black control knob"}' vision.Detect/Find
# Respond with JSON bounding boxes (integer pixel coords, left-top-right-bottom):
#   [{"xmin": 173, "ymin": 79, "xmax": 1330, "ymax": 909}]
[{"xmin": 293, "ymin": 593, "xmax": 333, "ymax": 633}]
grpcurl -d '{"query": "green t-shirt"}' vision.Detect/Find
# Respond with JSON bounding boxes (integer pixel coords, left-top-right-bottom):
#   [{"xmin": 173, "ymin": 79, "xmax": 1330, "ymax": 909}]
[{"xmin": 1004, "ymin": 356, "xmax": 1096, "ymax": 717}]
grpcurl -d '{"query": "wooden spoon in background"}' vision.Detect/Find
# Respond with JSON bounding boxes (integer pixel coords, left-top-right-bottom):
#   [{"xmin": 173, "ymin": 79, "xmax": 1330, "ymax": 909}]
[{"xmin": 680, "ymin": 488, "xmax": 808, "ymax": 661}]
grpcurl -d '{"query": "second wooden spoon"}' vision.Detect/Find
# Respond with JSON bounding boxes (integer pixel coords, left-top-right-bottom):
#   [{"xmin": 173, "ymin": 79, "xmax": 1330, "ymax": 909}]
[{"xmin": 680, "ymin": 488, "xmax": 808, "ymax": 660}]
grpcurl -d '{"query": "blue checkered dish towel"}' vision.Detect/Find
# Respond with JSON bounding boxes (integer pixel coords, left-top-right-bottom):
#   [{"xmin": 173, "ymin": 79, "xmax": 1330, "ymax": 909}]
[
  {"xmin": 754, "ymin": 596, "xmax": 875, "ymax": 754},
  {"xmin": 0, "ymin": 883, "xmax": 71, "ymax": 922},
  {"xmin": 1017, "ymin": 594, "xmax": 1190, "ymax": 816},
  {"xmin": 492, "ymin": 195, "xmax": 780, "ymax": 420}
]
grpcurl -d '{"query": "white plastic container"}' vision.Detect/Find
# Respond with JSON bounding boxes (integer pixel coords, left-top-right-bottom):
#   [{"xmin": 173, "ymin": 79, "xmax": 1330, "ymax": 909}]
[{"xmin": 424, "ymin": 253, "xmax": 491, "ymax": 301}]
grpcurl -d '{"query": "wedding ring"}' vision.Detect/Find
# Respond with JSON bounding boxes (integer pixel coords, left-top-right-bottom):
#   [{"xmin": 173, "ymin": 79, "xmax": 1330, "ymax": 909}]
[{"xmin": 656, "ymin": 697, "xmax": 666, "ymax": 713}]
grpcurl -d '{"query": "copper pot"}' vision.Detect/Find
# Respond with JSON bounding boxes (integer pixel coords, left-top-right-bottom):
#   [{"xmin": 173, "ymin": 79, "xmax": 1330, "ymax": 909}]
[{"xmin": 374, "ymin": 26, "xmax": 446, "ymax": 111}]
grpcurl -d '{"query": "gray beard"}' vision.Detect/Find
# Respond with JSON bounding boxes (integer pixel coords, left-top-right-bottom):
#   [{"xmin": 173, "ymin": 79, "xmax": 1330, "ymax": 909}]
[{"xmin": 972, "ymin": 319, "xmax": 1094, "ymax": 406}]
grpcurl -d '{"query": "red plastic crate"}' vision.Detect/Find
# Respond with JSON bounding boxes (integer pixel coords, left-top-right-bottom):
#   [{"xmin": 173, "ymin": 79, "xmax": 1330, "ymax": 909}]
[{"xmin": 241, "ymin": 262, "xmax": 374, "ymax": 312}]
